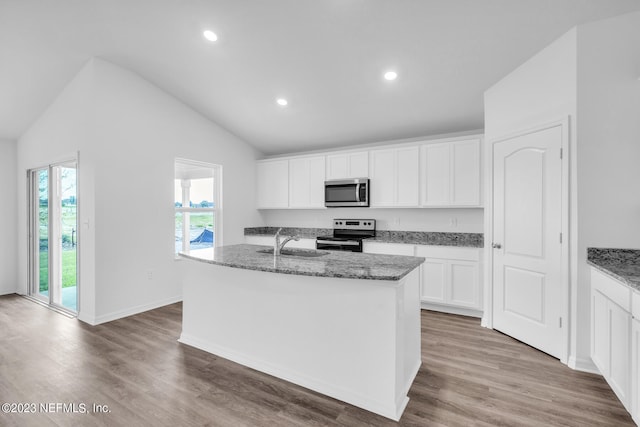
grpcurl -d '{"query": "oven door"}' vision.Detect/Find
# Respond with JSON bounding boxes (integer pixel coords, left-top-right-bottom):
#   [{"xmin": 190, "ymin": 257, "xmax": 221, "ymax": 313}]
[
  {"xmin": 316, "ymin": 238, "xmax": 363, "ymax": 252},
  {"xmin": 324, "ymin": 179, "xmax": 369, "ymax": 207}
]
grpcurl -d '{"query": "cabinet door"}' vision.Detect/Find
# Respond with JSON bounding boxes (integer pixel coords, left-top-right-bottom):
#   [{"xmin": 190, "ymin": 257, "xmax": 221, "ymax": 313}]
[
  {"xmin": 610, "ymin": 301, "xmax": 631, "ymax": 408},
  {"xmin": 421, "ymin": 142, "xmax": 450, "ymax": 206},
  {"xmin": 592, "ymin": 289, "xmax": 610, "ymax": 376},
  {"xmin": 289, "ymin": 156, "xmax": 325, "ymax": 208},
  {"xmin": 396, "ymin": 146, "xmax": 420, "ymax": 207},
  {"xmin": 257, "ymin": 160, "xmax": 289, "ymax": 208},
  {"xmin": 326, "ymin": 155, "xmax": 349, "ymax": 180},
  {"xmin": 349, "ymin": 152, "xmax": 369, "ymax": 178},
  {"xmin": 451, "ymin": 139, "xmax": 481, "ymax": 205},
  {"xmin": 449, "ymin": 260, "xmax": 480, "ymax": 309},
  {"xmin": 369, "ymin": 149, "xmax": 396, "ymax": 207},
  {"xmin": 420, "ymin": 258, "xmax": 447, "ymax": 304},
  {"xmin": 632, "ymin": 318, "xmax": 640, "ymax": 424},
  {"xmin": 326, "ymin": 152, "xmax": 369, "ymax": 180}
]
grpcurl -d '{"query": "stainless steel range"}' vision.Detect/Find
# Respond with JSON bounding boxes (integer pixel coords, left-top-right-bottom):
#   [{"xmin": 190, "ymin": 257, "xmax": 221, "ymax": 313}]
[{"xmin": 315, "ymin": 219, "xmax": 376, "ymax": 252}]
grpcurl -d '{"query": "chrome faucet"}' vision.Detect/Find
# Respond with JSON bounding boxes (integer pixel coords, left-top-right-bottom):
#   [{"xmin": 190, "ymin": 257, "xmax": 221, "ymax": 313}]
[{"xmin": 274, "ymin": 227, "xmax": 300, "ymax": 256}]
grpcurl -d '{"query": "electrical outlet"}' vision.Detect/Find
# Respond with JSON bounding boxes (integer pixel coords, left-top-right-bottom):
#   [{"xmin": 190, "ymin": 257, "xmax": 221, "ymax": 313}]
[
  {"xmin": 392, "ymin": 217, "xmax": 400, "ymax": 226},
  {"xmin": 449, "ymin": 217, "xmax": 458, "ymax": 227},
  {"xmin": 147, "ymin": 270, "xmax": 153, "ymax": 280}
]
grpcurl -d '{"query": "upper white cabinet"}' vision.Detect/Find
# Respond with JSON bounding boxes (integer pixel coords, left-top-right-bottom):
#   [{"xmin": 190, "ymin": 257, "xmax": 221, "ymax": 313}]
[
  {"xmin": 257, "ymin": 159, "xmax": 289, "ymax": 208},
  {"xmin": 289, "ymin": 156, "xmax": 325, "ymax": 208},
  {"xmin": 369, "ymin": 146, "xmax": 419, "ymax": 207},
  {"xmin": 420, "ymin": 138, "xmax": 481, "ymax": 207},
  {"xmin": 326, "ymin": 151, "xmax": 368, "ymax": 180},
  {"xmin": 256, "ymin": 134, "xmax": 483, "ymax": 210}
]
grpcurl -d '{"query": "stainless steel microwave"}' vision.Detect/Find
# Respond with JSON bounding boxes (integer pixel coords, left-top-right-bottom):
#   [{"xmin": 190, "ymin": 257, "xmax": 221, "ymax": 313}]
[{"xmin": 324, "ymin": 178, "xmax": 369, "ymax": 207}]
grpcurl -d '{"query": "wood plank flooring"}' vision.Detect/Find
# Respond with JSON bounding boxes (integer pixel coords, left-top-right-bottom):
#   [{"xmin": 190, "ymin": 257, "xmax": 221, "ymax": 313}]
[{"xmin": 0, "ymin": 294, "xmax": 634, "ymax": 426}]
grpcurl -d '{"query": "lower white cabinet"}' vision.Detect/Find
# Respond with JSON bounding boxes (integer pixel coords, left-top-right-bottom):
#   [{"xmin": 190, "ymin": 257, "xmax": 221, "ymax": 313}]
[
  {"xmin": 416, "ymin": 245, "xmax": 482, "ymax": 316},
  {"xmin": 632, "ymin": 291, "xmax": 640, "ymax": 424},
  {"xmin": 590, "ymin": 268, "xmax": 632, "ymax": 412},
  {"xmin": 363, "ymin": 242, "xmax": 482, "ymax": 317},
  {"xmin": 632, "ymin": 315, "xmax": 640, "ymax": 425},
  {"xmin": 362, "ymin": 241, "xmax": 415, "ymax": 256}
]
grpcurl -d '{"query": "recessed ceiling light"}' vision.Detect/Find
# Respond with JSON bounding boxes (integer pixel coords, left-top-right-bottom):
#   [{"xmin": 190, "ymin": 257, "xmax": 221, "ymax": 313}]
[
  {"xmin": 203, "ymin": 30, "xmax": 218, "ymax": 42},
  {"xmin": 276, "ymin": 98, "xmax": 288, "ymax": 106},
  {"xmin": 384, "ymin": 71, "xmax": 398, "ymax": 81}
]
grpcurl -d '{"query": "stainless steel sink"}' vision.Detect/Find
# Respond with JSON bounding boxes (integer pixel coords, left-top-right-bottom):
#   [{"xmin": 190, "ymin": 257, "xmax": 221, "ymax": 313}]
[{"xmin": 256, "ymin": 248, "xmax": 329, "ymax": 258}]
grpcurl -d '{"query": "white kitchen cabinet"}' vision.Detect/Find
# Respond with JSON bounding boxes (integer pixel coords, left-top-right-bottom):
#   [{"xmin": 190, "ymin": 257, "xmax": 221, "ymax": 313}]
[
  {"xmin": 632, "ymin": 318, "xmax": 640, "ymax": 424},
  {"xmin": 420, "ymin": 138, "xmax": 481, "ymax": 207},
  {"xmin": 415, "ymin": 245, "xmax": 482, "ymax": 316},
  {"xmin": 362, "ymin": 241, "xmax": 415, "ymax": 256},
  {"xmin": 363, "ymin": 241, "xmax": 482, "ymax": 317},
  {"xmin": 369, "ymin": 146, "xmax": 419, "ymax": 207},
  {"xmin": 289, "ymin": 156, "xmax": 325, "ymax": 208},
  {"xmin": 256, "ymin": 159, "xmax": 289, "ymax": 209},
  {"xmin": 590, "ymin": 268, "xmax": 632, "ymax": 411},
  {"xmin": 325, "ymin": 151, "xmax": 369, "ymax": 180},
  {"xmin": 632, "ymin": 291, "xmax": 640, "ymax": 424}
]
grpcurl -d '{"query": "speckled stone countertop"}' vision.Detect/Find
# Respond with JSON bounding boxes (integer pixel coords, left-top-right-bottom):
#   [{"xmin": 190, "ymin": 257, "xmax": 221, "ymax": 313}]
[
  {"xmin": 587, "ymin": 248, "xmax": 640, "ymax": 291},
  {"xmin": 179, "ymin": 244, "xmax": 424, "ymax": 281},
  {"xmin": 244, "ymin": 227, "xmax": 483, "ymax": 248}
]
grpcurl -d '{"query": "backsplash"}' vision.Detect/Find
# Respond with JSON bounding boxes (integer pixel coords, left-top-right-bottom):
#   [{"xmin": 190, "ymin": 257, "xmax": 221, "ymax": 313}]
[
  {"xmin": 258, "ymin": 207, "xmax": 484, "ymax": 233},
  {"xmin": 245, "ymin": 227, "xmax": 483, "ymax": 248}
]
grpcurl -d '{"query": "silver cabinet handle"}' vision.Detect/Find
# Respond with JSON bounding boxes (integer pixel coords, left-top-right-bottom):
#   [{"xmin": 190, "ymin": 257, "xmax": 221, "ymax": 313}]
[{"xmin": 492, "ymin": 243, "xmax": 502, "ymax": 249}]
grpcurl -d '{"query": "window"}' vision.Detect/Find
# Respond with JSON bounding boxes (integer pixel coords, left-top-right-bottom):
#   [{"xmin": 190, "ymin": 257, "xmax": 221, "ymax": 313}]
[{"xmin": 174, "ymin": 159, "xmax": 222, "ymax": 256}]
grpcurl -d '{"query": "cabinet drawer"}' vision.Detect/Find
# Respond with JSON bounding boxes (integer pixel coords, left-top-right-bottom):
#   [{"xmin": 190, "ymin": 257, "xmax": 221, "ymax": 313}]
[
  {"xmin": 415, "ymin": 245, "xmax": 480, "ymax": 262},
  {"xmin": 363, "ymin": 241, "xmax": 415, "ymax": 256},
  {"xmin": 633, "ymin": 291, "xmax": 640, "ymax": 319},
  {"xmin": 591, "ymin": 268, "xmax": 631, "ymax": 312}
]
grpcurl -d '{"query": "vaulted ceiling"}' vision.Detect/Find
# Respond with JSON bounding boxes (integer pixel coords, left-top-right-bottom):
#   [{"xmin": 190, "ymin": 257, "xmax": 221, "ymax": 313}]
[{"xmin": 2, "ymin": 0, "xmax": 639, "ymax": 155}]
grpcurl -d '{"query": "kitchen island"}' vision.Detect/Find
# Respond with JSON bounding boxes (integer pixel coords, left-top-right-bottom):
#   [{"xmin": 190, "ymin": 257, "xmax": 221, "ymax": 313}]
[{"xmin": 178, "ymin": 244, "xmax": 424, "ymax": 421}]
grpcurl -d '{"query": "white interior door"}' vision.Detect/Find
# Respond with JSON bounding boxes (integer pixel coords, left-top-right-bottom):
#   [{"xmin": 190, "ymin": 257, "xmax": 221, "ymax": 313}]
[{"xmin": 492, "ymin": 125, "xmax": 564, "ymax": 359}]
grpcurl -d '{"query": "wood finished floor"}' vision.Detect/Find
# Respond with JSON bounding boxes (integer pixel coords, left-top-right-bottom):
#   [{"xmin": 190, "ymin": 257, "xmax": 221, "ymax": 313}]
[{"xmin": 0, "ymin": 294, "xmax": 634, "ymax": 427}]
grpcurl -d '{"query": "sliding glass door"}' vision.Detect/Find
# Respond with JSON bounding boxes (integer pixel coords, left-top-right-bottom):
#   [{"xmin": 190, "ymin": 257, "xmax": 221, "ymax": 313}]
[{"xmin": 29, "ymin": 162, "xmax": 78, "ymax": 314}]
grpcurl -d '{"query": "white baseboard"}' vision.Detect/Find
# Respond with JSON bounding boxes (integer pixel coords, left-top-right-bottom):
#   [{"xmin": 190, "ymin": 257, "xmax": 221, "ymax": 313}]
[
  {"xmin": 421, "ymin": 301, "xmax": 483, "ymax": 318},
  {"xmin": 89, "ymin": 295, "xmax": 182, "ymax": 325},
  {"xmin": 568, "ymin": 355, "xmax": 600, "ymax": 374}
]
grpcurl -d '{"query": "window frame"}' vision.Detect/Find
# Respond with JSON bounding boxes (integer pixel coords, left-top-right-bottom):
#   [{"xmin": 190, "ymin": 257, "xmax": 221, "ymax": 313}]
[{"xmin": 174, "ymin": 158, "xmax": 222, "ymax": 256}]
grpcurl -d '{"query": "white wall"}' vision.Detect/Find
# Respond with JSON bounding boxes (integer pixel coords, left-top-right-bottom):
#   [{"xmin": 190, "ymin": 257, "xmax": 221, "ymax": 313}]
[
  {"xmin": 484, "ymin": 11, "xmax": 640, "ymax": 371},
  {"xmin": 484, "ymin": 29, "xmax": 579, "ymax": 364},
  {"xmin": 575, "ymin": 10, "xmax": 640, "ymax": 365},
  {"xmin": 18, "ymin": 58, "xmax": 262, "ymax": 324},
  {"xmin": 0, "ymin": 139, "xmax": 18, "ymax": 295},
  {"xmin": 17, "ymin": 61, "xmax": 96, "ymax": 320},
  {"xmin": 90, "ymin": 59, "xmax": 261, "ymax": 323},
  {"xmin": 259, "ymin": 208, "xmax": 483, "ymax": 233}
]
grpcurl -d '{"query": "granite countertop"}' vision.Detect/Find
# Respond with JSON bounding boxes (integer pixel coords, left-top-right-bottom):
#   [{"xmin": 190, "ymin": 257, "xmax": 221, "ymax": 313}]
[
  {"xmin": 587, "ymin": 248, "xmax": 640, "ymax": 291},
  {"xmin": 179, "ymin": 244, "xmax": 424, "ymax": 281},
  {"xmin": 244, "ymin": 227, "xmax": 483, "ymax": 248}
]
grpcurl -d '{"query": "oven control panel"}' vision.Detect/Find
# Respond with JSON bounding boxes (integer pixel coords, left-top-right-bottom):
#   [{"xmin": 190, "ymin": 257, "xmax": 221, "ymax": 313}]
[{"xmin": 333, "ymin": 219, "xmax": 375, "ymax": 230}]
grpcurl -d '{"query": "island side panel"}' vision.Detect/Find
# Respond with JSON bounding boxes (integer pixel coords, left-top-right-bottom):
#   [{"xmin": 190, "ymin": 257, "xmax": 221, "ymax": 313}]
[
  {"xmin": 399, "ymin": 267, "xmax": 422, "ymax": 406},
  {"xmin": 179, "ymin": 259, "xmax": 416, "ymax": 421}
]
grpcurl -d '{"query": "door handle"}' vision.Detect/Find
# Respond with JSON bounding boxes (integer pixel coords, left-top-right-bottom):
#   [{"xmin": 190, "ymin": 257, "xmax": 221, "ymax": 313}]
[{"xmin": 492, "ymin": 243, "xmax": 502, "ymax": 249}]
